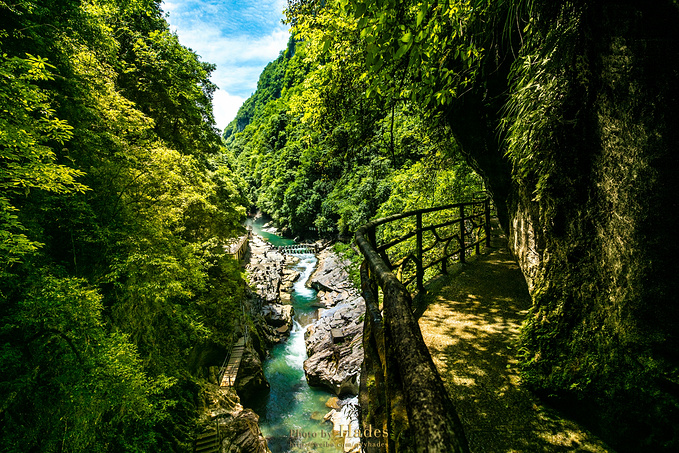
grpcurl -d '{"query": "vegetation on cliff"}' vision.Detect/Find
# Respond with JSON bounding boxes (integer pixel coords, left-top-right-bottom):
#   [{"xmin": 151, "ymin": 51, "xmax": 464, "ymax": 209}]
[
  {"xmin": 0, "ymin": 1, "xmax": 249, "ymax": 450},
  {"xmin": 223, "ymin": 34, "xmax": 482, "ymax": 239}
]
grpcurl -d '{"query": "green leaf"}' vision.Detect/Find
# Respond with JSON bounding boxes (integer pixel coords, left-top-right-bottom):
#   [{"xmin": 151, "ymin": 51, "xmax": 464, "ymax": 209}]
[
  {"xmin": 358, "ymin": 16, "xmax": 368, "ymax": 29},
  {"xmin": 396, "ymin": 43, "xmax": 411, "ymax": 60},
  {"xmin": 354, "ymin": 2, "xmax": 367, "ymax": 18},
  {"xmin": 417, "ymin": 9, "xmax": 425, "ymax": 27}
]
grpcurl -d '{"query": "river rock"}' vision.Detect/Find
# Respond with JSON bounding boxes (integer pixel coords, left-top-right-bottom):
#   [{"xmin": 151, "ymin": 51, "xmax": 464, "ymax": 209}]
[
  {"xmin": 307, "ymin": 248, "xmax": 356, "ymax": 293},
  {"xmin": 304, "ymin": 249, "xmax": 365, "ymax": 396},
  {"xmin": 324, "ymin": 409, "xmax": 336, "ymax": 423},
  {"xmin": 280, "ymin": 281, "xmax": 294, "ymax": 293},
  {"xmin": 282, "ymin": 269, "xmax": 300, "ymax": 283},
  {"xmin": 235, "ymin": 344, "xmax": 270, "ymax": 403},
  {"xmin": 279, "ymin": 291, "xmax": 291, "ymax": 304},
  {"xmin": 262, "ymin": 303, "xmax": 293, "ymax": 328},
  {"xmin": 326, "ymin": 396, "xmax": 342, "ymax": 410},
  {"xmin": 317, "ymin": 289, "xmax": 352, "ymax": 308}
]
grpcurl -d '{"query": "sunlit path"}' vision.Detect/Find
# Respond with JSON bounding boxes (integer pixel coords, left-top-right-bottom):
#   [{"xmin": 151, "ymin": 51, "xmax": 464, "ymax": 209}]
[{"xmin": 418, "ymin": 226, "xmax": 613, "ymax": 452}]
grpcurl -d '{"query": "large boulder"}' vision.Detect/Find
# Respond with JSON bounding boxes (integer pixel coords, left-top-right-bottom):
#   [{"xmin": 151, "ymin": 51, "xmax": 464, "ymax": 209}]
[
  {"xmin": 304, "ymin": 290, "xmax": 364, "ymax": 396},
  {"xmin": 262, "ymin": 303, "xmax": 293, "ymax": 328},
  {"xmin": 307, "ymin": 248, "xmax": 355, "ymax": 293},
  {"xmin": 235, "ymin": 344, "xmax": 270, "ymax": 403}
]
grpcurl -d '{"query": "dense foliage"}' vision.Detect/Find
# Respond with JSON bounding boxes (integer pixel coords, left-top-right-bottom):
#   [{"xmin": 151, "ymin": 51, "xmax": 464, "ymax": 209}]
[
  {"xmin": 0, "ymin": 1, "xmax": 248, "ymax": 451},
  {"xmin": 223, "ymin": 34, "xmax": 483, "ymax": 239}
]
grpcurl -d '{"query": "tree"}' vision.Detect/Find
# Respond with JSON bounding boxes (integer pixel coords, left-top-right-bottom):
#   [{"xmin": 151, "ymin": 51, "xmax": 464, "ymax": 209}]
[{"xmin": 1, "ymin": 1, "xmax": 249, "ymax": 450}]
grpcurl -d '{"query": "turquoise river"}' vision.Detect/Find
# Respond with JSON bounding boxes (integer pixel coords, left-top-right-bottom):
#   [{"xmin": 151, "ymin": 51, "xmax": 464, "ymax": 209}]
[{"xmin": 246, "ymin": 217, "xmax": 345, "ymax": 453}]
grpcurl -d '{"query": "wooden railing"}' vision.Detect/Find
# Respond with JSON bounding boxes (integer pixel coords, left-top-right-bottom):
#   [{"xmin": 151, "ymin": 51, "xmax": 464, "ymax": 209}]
[{"xmin": 355, "ymin": 196, "xmax": 492, "ymax": 453}]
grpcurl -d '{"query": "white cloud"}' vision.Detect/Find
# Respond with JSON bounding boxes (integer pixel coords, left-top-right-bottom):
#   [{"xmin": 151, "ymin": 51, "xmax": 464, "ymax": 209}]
[
  {"xmin": 212, "ymin": 66, "xmax": 261, "ymax": 96},
  {"xmin": 177, "ymin": 26, "xmax": 289, "ymax": 67},
  {"xmin": 213, "ymin": 89, "xmax": 247, "ymax": 131},
  {"xmin": 163, "ymin": 1, "xmax": 290, "ymax": 129}
]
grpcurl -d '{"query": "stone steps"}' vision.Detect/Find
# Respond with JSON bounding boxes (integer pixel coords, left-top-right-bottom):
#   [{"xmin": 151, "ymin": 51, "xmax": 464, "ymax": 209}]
[{"xmin": 194, "ymin": 428, "xmax": 219, "ymax": 453}]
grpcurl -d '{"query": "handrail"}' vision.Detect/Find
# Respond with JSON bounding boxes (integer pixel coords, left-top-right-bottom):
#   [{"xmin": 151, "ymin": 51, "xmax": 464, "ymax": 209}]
[{"xmin": 354, "ymin": 196, "xmax": 492, "ymax": 452}]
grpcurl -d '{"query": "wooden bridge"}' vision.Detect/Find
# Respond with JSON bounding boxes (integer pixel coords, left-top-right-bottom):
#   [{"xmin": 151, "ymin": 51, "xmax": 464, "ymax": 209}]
[
  {"xmin": 354, "ymin": 194, "xmax": 492, "ymax": 453},
  {"xmin": 277, "ymin": 243, "xmax": 319, "ymax": 255},
  {"xmin": 194, "ymin": 331, "xmax": 249, "ymax": 452},
  {"xmin": 219, "ymin": 336, "xmax": 245, "ymax": 387}
]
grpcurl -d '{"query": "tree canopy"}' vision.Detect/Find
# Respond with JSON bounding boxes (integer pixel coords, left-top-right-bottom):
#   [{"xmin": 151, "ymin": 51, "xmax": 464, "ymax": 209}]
[{"xmin": 1, "ymin": 1, "xmax": 248, "ymax": 450}]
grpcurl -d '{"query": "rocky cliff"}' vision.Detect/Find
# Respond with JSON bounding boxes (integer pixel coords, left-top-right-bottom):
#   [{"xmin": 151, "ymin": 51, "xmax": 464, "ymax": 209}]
[
  {"xmin": 444, "ymin": 2, "xmax": 679, "ymax": 450},
  {"xmin": 198, "ymin": 384, "xmax": 271, "ymax": 453}
]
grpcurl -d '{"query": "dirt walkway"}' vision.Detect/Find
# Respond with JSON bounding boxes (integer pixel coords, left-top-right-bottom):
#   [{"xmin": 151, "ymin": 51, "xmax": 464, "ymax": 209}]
[{"xmin": 417, "ymin": 228, "xmax": 613, "ymax": 453}]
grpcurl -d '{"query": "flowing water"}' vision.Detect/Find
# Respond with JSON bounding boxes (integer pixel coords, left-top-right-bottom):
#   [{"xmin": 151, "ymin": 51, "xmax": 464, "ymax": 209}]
[{"xmin": 246, "ymin": 217, "xmax": 343, "ymax": 453}]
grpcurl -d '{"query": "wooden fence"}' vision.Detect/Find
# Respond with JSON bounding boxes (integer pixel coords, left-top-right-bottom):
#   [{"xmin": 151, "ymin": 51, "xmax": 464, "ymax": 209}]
[{"xmin": 354, "ymin": 195, "xmax": 492, "ymax": 452}]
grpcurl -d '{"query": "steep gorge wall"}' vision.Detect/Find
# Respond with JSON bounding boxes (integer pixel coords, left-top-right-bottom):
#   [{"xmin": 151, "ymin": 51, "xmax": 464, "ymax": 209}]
[{"xmin": 449, "ymin": 2, "xmax": 679, "ymax": 450}]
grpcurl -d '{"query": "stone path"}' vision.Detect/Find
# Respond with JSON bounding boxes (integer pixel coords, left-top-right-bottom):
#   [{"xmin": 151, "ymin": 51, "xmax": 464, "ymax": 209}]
[{"xmin": 418, "ymin": 227, "xmax": 614, "ymax": 453}]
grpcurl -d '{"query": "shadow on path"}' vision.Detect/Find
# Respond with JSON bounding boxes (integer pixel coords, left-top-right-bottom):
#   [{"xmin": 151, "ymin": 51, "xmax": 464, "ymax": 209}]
[{"xmin": 418, "ymin": 227, "xmax": 613, "ymax": 453}]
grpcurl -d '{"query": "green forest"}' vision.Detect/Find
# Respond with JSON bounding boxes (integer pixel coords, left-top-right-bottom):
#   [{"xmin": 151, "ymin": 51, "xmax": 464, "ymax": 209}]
[
  {"xmin": 1, "ymin": 0, "xmax": 249, "ymax": 451},
  {"xmin": 3, "ymin": 0, "xmax": 679, "ymax": 452},
  {"xmin": 223, "ymin": 39, "xmax": 482, "ymax": 239}
]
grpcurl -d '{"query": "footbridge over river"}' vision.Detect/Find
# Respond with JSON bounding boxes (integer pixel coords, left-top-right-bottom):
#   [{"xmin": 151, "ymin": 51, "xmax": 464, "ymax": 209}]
[
  {"xmin": 219, "ymin": 336, "xmax": 245, "ymax": 388},
  {"xmin": 276, "ymin": 243, "xmax": 319, "ymax": 255}
]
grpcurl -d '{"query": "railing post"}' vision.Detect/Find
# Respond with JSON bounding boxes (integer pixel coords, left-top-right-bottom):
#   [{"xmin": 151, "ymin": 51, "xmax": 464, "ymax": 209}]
[
  {"xmin": 485, "ymin": 197, "xmax": 491, "ymax": 248},
  {"xmin": 442, "ymin": 244, "xmax": 448, "ymax": 275},
  {"xmin": 459, "ymin": 204, "xmax": 466, "ymax": 264},
  {"xmin": 475, "ymin": 202, "xmax": 481, "ymax": 255},
  {"xmin": 416, "ymin": 212, "xmax": 424, "ymax": 294}
]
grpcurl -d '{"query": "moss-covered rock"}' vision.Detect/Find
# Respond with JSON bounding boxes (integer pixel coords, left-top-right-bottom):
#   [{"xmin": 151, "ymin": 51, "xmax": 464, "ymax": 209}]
[{"xmin": 446, "ymin": 2, "xmax": 679, "ymax": 451}]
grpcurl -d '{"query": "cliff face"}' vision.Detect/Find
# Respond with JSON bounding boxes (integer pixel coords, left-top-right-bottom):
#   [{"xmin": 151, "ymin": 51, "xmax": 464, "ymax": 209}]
[{"xmin": 448, "ymin": 2, "xmax": 679, "ymax": 450}]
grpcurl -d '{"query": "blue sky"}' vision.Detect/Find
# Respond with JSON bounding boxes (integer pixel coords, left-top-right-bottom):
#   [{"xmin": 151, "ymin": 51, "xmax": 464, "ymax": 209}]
[{"xmin": 162, "ymin": 0, "xmax": 290, "ymax": 131}]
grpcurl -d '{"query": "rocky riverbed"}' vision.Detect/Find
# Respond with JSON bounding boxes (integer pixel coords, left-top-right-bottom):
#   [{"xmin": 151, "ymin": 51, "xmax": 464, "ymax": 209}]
[
  {"xmin": 246, "ymin": 234, "xmax": 299, "ymax": 341},
  {"xmin": 241, "ymin": 227, "xmax": 365, "ymax": 453},
  {"xmin": 302, "ymin": 247, "xmax": 364, "ymax": 453}
]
